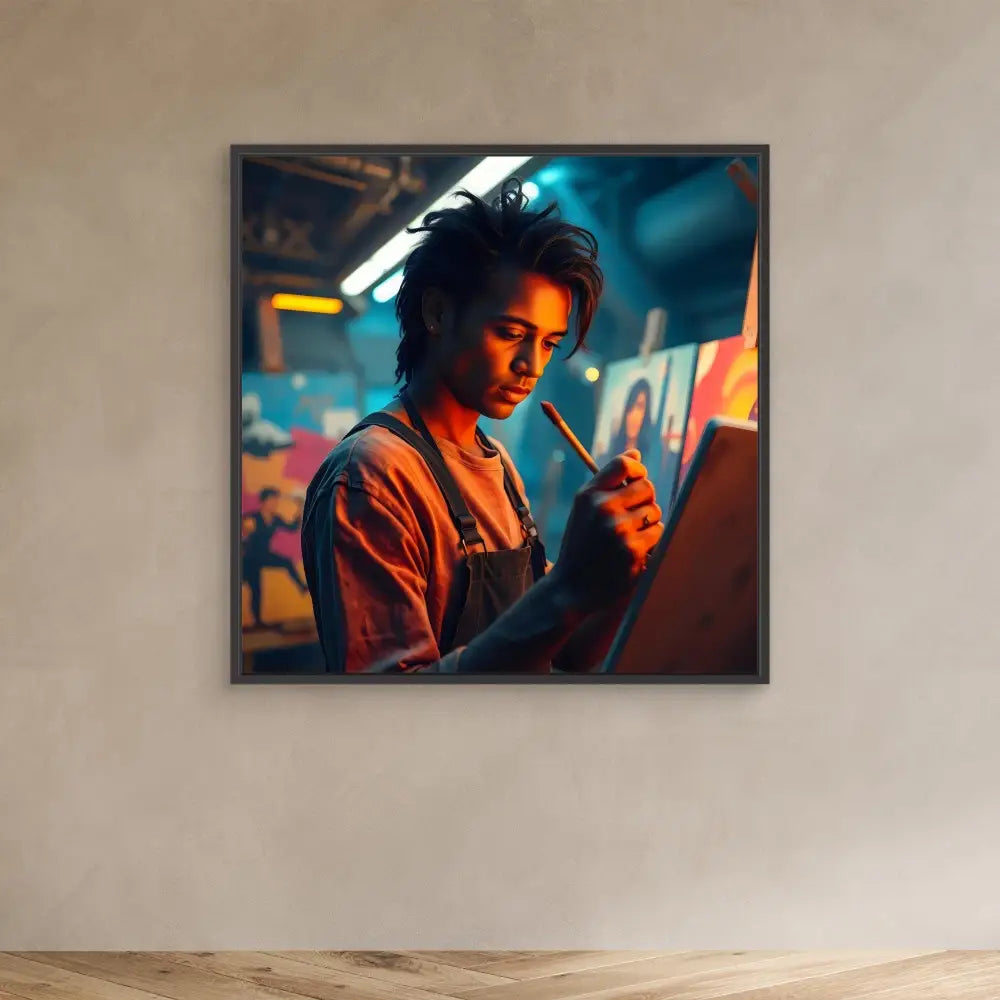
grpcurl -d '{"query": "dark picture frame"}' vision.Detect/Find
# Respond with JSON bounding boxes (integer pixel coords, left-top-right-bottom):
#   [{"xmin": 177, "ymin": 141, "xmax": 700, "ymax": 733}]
[{"xmin": 230, "ymin": 144, "xmax": 769, "ymax": 685}]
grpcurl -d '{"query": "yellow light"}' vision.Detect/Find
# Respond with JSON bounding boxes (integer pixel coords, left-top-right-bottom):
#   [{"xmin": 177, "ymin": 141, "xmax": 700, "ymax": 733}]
[
  {"xmin": 271, "ymin": 293, "xmax": 343, "ymax": 315},
  {"xmin": 584, "ymin": 367, "xmax": 601, "ymax": 382}
]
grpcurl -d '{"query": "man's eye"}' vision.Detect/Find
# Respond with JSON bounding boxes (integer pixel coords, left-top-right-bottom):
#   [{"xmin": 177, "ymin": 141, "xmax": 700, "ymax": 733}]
[
  {"xmin": 497, "ymin": 328, "xmax": 522, "ymax": 341},
  {"xmin": 544, "ymin": 341, "xmax": 562, "ymax": 353}
]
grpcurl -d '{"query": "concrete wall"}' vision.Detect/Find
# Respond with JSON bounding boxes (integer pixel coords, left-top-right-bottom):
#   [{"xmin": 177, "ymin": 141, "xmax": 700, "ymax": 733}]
[{"xmin": 2, "ymin": 0, "xmax": 998, "ymax": 948}]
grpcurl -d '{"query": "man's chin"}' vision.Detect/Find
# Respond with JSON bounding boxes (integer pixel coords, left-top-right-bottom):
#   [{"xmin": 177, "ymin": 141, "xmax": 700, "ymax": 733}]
[{"xmin": 481, "ymin": 401, "xmax": 516, "ymax": 419}]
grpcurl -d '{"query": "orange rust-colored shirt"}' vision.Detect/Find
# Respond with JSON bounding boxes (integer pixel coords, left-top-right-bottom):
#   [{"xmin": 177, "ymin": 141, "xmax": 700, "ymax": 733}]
[{"xmin": 301, "ymin": 412, "xmax": 542, "ymax": 673}]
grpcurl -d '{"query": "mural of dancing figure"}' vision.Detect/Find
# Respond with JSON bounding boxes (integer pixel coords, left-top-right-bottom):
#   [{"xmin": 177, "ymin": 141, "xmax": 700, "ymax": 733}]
[{"xmin": 242, "ymin": 487, "xmax": 308, "ymax": 629}]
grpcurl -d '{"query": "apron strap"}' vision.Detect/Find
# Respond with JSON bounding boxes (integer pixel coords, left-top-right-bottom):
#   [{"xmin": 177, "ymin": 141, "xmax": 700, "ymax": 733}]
[
  {"xmin": 475, "ymin": 426, "xmax": 548, "ymax": 582},
  {"xmin": 341, "ymin": 393, "xmax": 546, "ymax": 573},
  {"xmin": 474, "ymin": 426, "xmax": 539, "ymax": 542},
  {"xmin": 343, "ymin": 412, "xmax": 486, "ymax": 554}
]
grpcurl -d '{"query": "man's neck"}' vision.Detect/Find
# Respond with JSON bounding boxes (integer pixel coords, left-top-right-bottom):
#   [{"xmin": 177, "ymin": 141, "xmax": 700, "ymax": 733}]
[{"xmin": 402, "ymin": 372, "xmax": 483, "ymax": 454}]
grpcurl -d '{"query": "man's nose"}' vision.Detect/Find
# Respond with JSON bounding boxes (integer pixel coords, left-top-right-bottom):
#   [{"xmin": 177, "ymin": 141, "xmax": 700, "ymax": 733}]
[{"xmin": 514, "ymin": 344, "xmax": 545, "ymax": 378}]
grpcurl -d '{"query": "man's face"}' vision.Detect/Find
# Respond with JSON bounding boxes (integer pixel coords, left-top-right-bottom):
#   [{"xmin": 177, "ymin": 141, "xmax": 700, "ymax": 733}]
[
  {"xmin": 261, "ymin": 495, "xmax": 278, "ymax": 516},
  {"xmin": 431, "ymin": 268, "xmax": 573, "ymax": 419}
]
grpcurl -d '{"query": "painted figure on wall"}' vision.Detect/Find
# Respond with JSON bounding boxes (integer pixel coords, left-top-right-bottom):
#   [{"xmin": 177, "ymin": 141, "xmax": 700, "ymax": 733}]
[
  {"xmin": 241, "ymin": 487, "xmax": 309, "ymax": 629},
  {"xmin": 240, "ymin": 371, "xmax": 358, "ymax": 632}
]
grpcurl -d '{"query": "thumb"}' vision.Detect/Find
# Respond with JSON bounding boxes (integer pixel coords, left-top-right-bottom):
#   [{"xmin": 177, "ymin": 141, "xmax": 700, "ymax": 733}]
[{"xmin": 624, "ymin": 448, "xmax": 642, "ymax": 461}]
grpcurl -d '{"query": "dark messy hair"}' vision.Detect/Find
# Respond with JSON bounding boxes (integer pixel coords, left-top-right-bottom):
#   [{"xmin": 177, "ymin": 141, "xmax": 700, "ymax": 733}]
[
  {"xmin": 394, "ymin": 176, "xmax": 603, "ymax": 385},
  {"xmin": 259, "ymin": 487, "xmax": 279, "ymax": 502}
]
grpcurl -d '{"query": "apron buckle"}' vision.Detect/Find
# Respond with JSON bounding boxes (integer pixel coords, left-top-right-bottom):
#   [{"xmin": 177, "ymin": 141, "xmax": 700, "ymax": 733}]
[
  {"xmin": 517, "ymin": 505, "xmax": 539, "ymax": 541},
  {"xmin": 456, "ymin": 513, "xmax": 485, "ymax": 554}
]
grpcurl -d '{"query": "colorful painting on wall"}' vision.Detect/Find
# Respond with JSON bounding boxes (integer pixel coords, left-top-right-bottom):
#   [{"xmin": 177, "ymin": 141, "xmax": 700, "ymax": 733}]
[{"xmin": 240, "ymin": 372, "xmax": 357, "ymax": 632}]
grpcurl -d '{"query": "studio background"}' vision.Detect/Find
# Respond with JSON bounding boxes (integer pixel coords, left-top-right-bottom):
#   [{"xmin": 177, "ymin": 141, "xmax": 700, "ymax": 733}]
[{"xmin": 2, "ymin": 0, "xmax": 998, "ymax": 948}]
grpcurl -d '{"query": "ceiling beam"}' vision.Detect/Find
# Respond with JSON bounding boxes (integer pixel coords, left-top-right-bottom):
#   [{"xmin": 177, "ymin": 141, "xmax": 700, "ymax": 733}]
[{"xmin": 246, "ymin": 156, "xmax": 368, "ymax": 191}]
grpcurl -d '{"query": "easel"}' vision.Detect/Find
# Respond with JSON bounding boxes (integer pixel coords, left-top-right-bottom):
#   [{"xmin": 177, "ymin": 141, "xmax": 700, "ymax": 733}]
[
  {"xmin": 726, "ymin": 159, "xmax": 759, "ymax": 350},
  {"xmin": 637, "ymin": 306, "xmax": 667, "ymax": 360},
  {"xmin": 257, "ymin": 296, "xmax": 286, "ymax": 372}
]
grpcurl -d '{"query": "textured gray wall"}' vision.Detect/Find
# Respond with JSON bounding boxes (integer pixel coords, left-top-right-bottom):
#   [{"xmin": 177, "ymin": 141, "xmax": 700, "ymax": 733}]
[{"xmin": 2, "ymin": 0, "xmax": 998, "ymax": 950}]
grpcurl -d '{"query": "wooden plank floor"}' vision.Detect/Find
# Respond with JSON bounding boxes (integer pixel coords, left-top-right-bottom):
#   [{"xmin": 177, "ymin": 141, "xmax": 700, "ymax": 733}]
[{"xmin": 2, "ymin": 951, "xmax": 999, "ymax": 1000}]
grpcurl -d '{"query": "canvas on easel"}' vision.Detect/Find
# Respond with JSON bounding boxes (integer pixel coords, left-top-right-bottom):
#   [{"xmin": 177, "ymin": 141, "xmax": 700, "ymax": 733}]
[
  {"xmin": 680, "ymin": 336, "xmax": 759, "ymax": 486},
  {"xmin": 591, "ymin": 350, "xmax": 672, "ymax": 471},
  {"xmin": 654, "ymin": 343, "xmax": 698, "ymax": 512},
  {"xmin": 603, "ymin": 418, "xmax": 759, "ymax": 676}
]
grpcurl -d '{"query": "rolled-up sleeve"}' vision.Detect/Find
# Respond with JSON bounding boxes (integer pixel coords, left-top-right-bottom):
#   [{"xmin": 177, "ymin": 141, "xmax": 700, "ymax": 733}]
[{"xmin": 314, "ymin": 483, "xmax": 463, "ymax": 674}]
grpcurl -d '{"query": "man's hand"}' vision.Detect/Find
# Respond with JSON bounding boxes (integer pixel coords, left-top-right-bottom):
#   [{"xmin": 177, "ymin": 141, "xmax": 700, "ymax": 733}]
[{"xmin": 549, "ymin": 449, "xmax": 664, "ymax": 614}]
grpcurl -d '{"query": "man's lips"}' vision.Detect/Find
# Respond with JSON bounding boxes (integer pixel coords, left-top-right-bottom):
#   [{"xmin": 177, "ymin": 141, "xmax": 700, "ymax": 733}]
[{"xmin": 498, "ymin": 385, "xmax": 531, "ymax": 400}]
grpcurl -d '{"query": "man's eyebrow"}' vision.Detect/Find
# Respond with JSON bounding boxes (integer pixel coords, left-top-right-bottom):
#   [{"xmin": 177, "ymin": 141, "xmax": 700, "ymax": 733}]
[
  {"xmin": 492, "ymin": 314, "xmax": 538, "ymax": 331},
  {"xmin": 492, "ymin": 314, "xmax": 568, "ymax": 337}
]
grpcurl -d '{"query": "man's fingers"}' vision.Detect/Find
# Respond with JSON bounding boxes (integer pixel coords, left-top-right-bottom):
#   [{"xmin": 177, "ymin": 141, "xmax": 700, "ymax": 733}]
[
  {"xmin": 642, "ymin": 520, "xmax": 665, "ymax": 552},
  {"xmin": 633, "ymin": 502, "xmax": 663, "ymax": 530},
  {"xmin": 592, "ymin": 452, "xmax": 648, "ymax": 489},
  {"xmin": 596, "ymin": 479, "xmax": 656, "ymax": 514},
  {"xmin": 614, "ymin": 505, "xmax": 664, "ymax": 540},
  {"xmin": 620, "ymin": 478, "xmax": 657, "ymax": 511},
  {"xmin": 619, "ymin": 506, "xmax": 663, "ymax": 537},
  {"xmin": 632, "ymin": 519, "xmax": 665, "ymax": 564}
]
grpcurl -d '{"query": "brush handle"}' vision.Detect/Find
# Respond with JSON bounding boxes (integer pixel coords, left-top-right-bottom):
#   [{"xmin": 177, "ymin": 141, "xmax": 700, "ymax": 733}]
[{"xmin": 540, "ymin": 400, "xmax": 600, "ymax": 474}]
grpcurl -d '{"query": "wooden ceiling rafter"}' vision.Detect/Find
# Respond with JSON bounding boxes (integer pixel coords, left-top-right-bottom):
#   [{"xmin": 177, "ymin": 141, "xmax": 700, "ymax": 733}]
[{"xmin": 245, "ymin": 156, "xmax": 369, "ymax": 191}]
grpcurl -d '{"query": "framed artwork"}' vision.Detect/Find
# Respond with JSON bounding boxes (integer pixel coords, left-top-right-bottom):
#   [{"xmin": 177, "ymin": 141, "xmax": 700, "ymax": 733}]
[{"xmin": 231, "ymin": 145, "xmax": 767, "ymax": 682}]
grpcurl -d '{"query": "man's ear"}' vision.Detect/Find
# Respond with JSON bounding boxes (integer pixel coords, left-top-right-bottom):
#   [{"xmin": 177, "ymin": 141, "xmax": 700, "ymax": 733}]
[{"xmin": 421, "ymin": 288, "xmax": 448, "ymax": 338}]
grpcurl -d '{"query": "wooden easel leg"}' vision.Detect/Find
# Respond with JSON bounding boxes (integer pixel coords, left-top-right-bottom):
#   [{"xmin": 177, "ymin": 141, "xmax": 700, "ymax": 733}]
[
  {"xmin": 726, "ymin": 158, "xmax": 760, "ymax": 351},
  {"xmin": 742, "ymin": 236, "xmax": 759, "ymax": 350},
  {"xmin": 726, "ymin": 158, "xmax": 758, "ymax": 205}
]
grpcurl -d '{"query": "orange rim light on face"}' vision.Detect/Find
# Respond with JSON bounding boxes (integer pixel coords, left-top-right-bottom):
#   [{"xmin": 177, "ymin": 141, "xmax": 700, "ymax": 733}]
[{"xmin": 270, "ymin": 293, "xmax": 344, "ymax": 315}]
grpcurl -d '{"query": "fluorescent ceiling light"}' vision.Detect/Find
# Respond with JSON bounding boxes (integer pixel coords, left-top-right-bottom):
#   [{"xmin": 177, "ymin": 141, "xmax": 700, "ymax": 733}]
[
  {"xmin": 371, "ymin": 269, "xmax": 404, "ymax": 303},
  {"xmin": 340, "ymin": 155, "xmax": 532, "ymax": 296}
]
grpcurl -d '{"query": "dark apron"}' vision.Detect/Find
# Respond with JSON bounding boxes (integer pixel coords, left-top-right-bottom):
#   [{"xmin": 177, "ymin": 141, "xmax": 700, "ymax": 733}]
[{"xmin": 340, "ymin": 393, "xmax": 548, "ymax": 672}]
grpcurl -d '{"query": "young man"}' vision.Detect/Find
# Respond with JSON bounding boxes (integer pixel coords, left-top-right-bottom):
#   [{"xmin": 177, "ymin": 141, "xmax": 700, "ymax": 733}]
[{"xmin": 301, "ymin": 178, "xmax": 663, "ymax": 673}]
